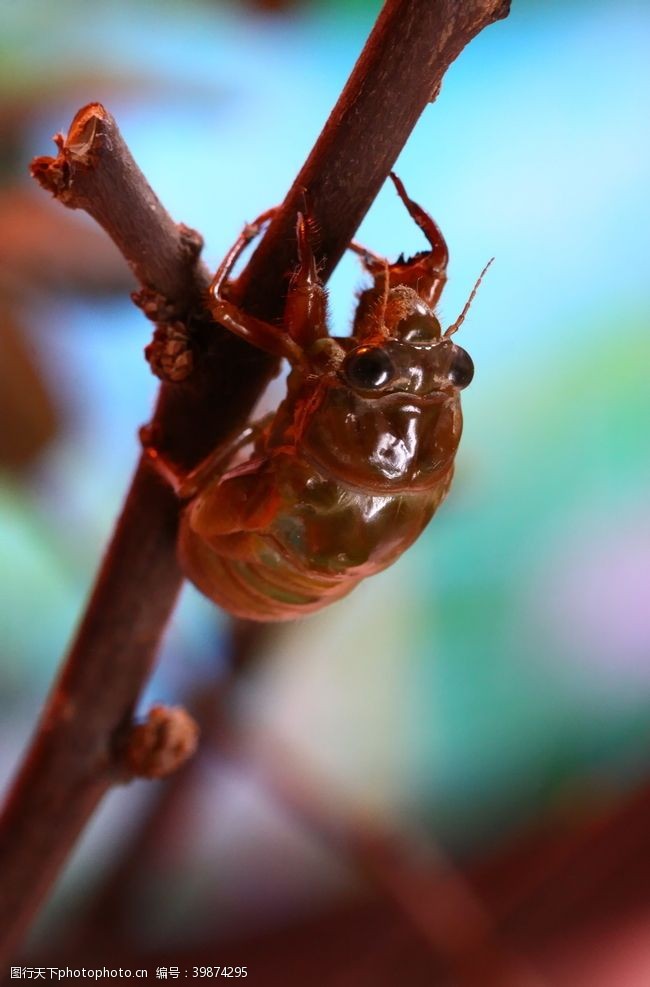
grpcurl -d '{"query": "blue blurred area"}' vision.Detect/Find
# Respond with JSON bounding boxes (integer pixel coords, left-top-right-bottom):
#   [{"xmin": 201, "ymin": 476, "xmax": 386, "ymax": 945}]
[{"xmin": 1, "ymin": 0, "xmax": 649, "ymax": 937}]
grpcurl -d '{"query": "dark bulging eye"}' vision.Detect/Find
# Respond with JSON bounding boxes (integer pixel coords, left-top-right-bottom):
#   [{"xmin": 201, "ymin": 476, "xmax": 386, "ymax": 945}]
[
  {"xmin": 343, "ymin": 346, "xmax": 395, "ymax": 390},
  {"xmin": 447, "ymin": 345, "xmax": 474, "ymax": 389},
  {"xmin": 395, "ymin": 311, "xmax": 442, "ymax": 343}
]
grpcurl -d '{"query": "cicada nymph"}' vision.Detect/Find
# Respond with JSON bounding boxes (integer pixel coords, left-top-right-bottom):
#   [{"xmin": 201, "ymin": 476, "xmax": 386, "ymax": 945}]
[{"xmin": 144, "ymin": 175, "xmax": 490, "ymax": 621}]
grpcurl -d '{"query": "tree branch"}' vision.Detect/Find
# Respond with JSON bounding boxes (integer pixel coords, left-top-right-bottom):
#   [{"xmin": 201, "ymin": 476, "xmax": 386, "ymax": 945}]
[{"xmin": 0, "ymin": 0, "xmax": 510, "ymax": 964}]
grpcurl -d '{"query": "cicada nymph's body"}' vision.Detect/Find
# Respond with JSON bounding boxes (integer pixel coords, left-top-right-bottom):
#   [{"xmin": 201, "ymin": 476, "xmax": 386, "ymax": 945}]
[{"xmin": 146, "ymin": 176, "xmax": 485, "ymax": 621}]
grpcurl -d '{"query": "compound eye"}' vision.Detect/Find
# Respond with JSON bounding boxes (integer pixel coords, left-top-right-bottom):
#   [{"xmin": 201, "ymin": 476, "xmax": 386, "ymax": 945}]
[
  {"xmin": 343, "ymin": 346, "xmax": 395, "ymax": 390},
  {"xmin": 447, "ymin": 345, "xmax": 474, "ymax": 389}
]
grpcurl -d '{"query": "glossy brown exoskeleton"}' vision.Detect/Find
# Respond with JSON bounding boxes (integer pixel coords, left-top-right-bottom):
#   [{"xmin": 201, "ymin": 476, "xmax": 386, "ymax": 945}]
[{"xmin": 145, "ymin": 175, "xmax": 490, "ymax": 621}]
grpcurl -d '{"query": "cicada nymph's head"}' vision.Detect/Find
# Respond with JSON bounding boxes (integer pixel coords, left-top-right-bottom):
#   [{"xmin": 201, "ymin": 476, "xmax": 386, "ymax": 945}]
[{"xmin": 300, "ymin": 283, "xmax": 480, "ymax": 493}]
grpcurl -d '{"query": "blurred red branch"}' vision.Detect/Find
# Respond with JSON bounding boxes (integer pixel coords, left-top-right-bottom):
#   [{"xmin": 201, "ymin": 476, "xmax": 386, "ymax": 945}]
[
  {"xmin": 83, "ymin": 777, "xmax": 650, "ymax": 984},
  {"xmin": 221, "ymin": 731, "xmax": 540, "ymax": 987},
  {"xmin": 0, "ymin": 0, "xmax": 510, "ymax": 964}
]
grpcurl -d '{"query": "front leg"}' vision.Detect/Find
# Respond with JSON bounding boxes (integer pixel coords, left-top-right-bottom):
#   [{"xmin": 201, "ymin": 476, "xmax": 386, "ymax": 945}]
[
  {"xmin": 350, "ymin": 175, "xmax": 449, "ymax": 338},
  {"xmin": 186, "ymin": 455, "xmax": 281, "ymax": 539},
  {"xmin": 384, "ymin": 173, "xmax": 449, "ymax": 309},
  {"xmin": 210, "ymin": 207, "xmax": 278, "ymax": 299},
  {"xmin": 282, "ymin": 211, "xmax": 329, "ymax": 350},
  {"xmin": 210, "ymin": 293, "xmax": 305, "ymax": 366},
  {"xmin": 141, "ymin": 414, "xmax": 273, "ymax": 501},
  {"xmin": 208, "ymin": 208, "xmax": 305, "ymax": 366}
]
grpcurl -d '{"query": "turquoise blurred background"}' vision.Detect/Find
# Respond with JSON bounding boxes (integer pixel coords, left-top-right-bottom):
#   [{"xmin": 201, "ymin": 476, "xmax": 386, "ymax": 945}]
[{"xmin": 1, "ymin": 0, "xmax": 649, "ymax": 954}]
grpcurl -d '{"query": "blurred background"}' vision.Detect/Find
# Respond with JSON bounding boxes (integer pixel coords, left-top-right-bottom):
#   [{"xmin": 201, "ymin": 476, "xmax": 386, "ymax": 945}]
[{"xmin": 1, "ymin": 0, "xmax": 649, "ymax": 982}]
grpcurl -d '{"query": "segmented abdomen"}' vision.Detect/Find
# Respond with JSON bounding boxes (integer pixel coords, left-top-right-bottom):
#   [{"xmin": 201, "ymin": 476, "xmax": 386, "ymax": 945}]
[
  {"xmin": 179, "ymin": 525, "xmax": 359, "ymax": 621},
  {"xmin": 179, "ymin": 454, "xmax": 452, "ymax": 622}
]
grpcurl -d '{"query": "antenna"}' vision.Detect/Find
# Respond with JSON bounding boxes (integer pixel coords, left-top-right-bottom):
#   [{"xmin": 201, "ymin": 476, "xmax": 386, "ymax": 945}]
[{"xmin": 444, "ymin": 257, "xmax": 494, "ymax": 337}]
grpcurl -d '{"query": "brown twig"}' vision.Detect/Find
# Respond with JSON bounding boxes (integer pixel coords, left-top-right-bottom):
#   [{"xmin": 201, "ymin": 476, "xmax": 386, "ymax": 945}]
[
  {"xmin": 47, "ymin": 775, "xmax": 650, "ymax": 981},
  {"xmin": 60, "ymin": 620, "xmax": 269, "ymax": 953},
  {"xmin": 62, "ymin": 620, "xmax": 535, "ymax": 984},
  {"xmin": 0, "ymin": 0, "xmax": 510, "ymax": 964}
]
